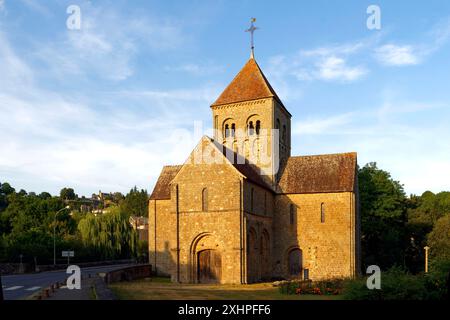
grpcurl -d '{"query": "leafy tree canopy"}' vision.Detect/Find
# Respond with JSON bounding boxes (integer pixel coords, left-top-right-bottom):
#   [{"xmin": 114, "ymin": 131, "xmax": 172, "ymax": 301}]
[
  {"xmin": 428, "ymin": 214, "xmax": 450, "ymax": 260},
  {"xmin": 119, "ymin": 186, "xmax": 148, "ymax": 217},
  {"xmin": 358, "ymin": 162, "xmax": 407, "ymax": 270},
  {"xmin": 60, "ymin": 187, "xmax": 77, "ymax": 201}
]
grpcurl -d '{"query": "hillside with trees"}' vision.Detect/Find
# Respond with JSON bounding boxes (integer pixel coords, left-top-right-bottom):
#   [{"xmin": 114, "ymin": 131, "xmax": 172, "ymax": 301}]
[{"xmin": 0, "ymin": 184, "xmax": 148, "ymax": 268}]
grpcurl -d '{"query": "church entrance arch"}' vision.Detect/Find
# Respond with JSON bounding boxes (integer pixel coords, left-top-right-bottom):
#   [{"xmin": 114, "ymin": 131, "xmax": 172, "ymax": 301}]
[
  {"xmin": 197, "ymin": 249, "xmax": 222, "ymax": 283},
  {"xmin": 190, "ymin": 233, "xmax": 222, "ymax": 283}
]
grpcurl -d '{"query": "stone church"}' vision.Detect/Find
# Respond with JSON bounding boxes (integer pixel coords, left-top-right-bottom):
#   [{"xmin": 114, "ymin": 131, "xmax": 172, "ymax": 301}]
[{"xmin": 149, "ymin": 51, "xmax": 360, "ymax": 284}]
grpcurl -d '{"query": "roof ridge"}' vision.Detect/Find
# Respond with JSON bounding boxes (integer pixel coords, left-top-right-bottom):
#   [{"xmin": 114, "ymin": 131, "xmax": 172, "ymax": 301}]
[{"xmin": 289, "ymin": 152, "xmax": 357, "ymax": 159}]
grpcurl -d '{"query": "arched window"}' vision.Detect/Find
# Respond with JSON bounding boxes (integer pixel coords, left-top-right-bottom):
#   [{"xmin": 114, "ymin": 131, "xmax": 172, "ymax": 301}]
[
  {"xmin": 247, "ymin": 228, "xmax": 257, "ymax": 255},
  {"xmin": 256, "ymin": 120, "xmax": 261, "ymax": 135},
  {"xmin": 231, "ymin": 123, "xmax": 236, "ymax": 138},
  {"xmin": 224, "ymin": 124, "xmax": 230, "ymax": 138},
  {"xmin": 290, "ymin": 204, "xmax": 295, "ymax": 225},
  {"xmin": 248, "ymin": 121, "xmax": 255, "ymax": 136},
  {"xmin": 250, "ymin": 188, "xmax": 254, "ymax": 212},
  {"xmin": 321, "ymin": 202, "xmax": 325, "ymax": 223},
  {"xmin": 202, "ymin": 188, "xmax": 208, "ymax": 212}
]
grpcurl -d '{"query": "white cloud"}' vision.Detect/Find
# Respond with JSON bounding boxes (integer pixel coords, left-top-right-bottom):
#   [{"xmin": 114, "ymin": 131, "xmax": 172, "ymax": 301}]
[
  {"xmin": 33, "ymin": 4, "xmax": 185, "ymax": 81},
  {"xmin": 166, "ymin": 63, "xmax": 225, "ymax": 76},
  {"xmin": 315, "ymin": 56, "xmax": 367, "ymax": 81},
  {"xmin": 0, "ymin": 0, "xmax": 5, "ymax": 12},
  {"xmin": 300, "ymin": 41, "xmax": 368, "ymax": 57},
  {"xmin": 267, "ymin": 39, "xmax": 371, "ymax": 86},
  {"xmin": 0, "ymin": 32, "xmax": 34, "ymax": 90},
  {"xmin": 293, "ymin": 113, "xmax": 354, "ymax": 135},
  {"xmin": 374, "ymin": 44, "xmax": 420, "ymax": 66},
  {"xmin": 0, "ymin": 23, "xmax": 213, "ymax": 196},
  {"xmin": 373, "ymin": 18, "xmax": 450, "ymax": 67},
  {"xmin": 292, "ymin": 100, "xmax": 450, "ymax": 195}
]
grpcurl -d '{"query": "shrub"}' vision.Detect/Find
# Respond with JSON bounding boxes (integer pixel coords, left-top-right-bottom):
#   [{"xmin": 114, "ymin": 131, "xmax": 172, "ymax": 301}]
[
  {"xmin": 424, "ymin": 258, "xmax": 450, "ymax": 300},
  {"xmin": 343, "ymin": 265, "xmax": 450, "ymax": 300}
]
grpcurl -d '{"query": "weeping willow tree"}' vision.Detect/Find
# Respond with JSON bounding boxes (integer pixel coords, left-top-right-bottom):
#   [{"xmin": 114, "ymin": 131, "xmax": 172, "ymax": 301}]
[{"xmin": 78, "ymin": 206, "xmax": 137, "ymax": 260}]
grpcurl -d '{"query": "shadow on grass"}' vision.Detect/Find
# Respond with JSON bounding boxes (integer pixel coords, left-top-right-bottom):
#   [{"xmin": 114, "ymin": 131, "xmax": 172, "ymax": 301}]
[{"xmin": 109, "ymin": 278, "xmax": 341, "ymax": 300}]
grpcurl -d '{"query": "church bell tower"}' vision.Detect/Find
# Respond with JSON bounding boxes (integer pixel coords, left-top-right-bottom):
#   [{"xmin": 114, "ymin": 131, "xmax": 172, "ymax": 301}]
[{"xmin": 210, "ymin": 19, "xmax": 291, "ymax": 185}]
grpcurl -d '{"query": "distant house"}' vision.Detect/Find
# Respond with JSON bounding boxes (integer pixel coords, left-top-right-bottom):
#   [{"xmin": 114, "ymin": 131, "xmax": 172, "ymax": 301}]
[{"xmin": 129, "ymin": 216, "xmax": 149, "ymax": 242}]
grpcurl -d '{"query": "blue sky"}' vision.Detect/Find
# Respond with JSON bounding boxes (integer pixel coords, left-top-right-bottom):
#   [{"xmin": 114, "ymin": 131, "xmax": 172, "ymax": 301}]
[{"xmin": 0, "ymin": 0, "xmax": 449, "ymax": 196}]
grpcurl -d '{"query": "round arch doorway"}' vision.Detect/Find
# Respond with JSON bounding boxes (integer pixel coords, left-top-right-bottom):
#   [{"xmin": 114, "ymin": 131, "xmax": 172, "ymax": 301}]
[{"xmin": 197, "ymin": 249, "xmax": 222, "ymax": 284}]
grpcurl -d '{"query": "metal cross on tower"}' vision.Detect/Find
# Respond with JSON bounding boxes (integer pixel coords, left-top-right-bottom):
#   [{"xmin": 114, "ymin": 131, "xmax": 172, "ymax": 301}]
[{"xmin": 245, "ymin": 18, "xmax": 259, "ymax": 58}]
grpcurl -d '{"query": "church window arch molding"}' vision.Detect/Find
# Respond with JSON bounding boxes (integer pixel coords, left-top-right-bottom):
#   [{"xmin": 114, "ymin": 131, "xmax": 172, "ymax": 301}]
[
  {"xmin": 246, "ymin": 114, "xmax": 261, "ymax": 137},
  {"xmin": 223, "ymin": 118, "xmax": 236, "ymax": 140}
]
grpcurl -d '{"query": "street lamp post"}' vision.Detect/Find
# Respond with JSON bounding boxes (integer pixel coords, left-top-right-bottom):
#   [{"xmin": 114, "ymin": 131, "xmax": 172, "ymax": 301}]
[
  {"xmin": 53, "ymin": 206, "xmax": 70, "ymax": 266},
  {"xmin": 424, "ymin": 246, "xmax": 430, "ymax": 273}
]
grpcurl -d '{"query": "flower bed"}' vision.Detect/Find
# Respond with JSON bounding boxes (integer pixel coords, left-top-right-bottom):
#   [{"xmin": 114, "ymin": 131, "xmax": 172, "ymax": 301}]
[{"xmin": 278, "ymin": 278, "xmax": 345, "ymax": 296}]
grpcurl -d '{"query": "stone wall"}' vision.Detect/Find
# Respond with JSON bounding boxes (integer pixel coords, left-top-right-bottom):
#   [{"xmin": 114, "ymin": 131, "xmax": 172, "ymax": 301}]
[
  {"xmin": 148, "ymin": 198, "xmax": 176, "ymax": 277},
  {"xmin": 149, "ymin": 150, "xmax": 246, "ymax": 284},
  {"xmin": 273, "ymin": 192, "xmax": 358, "ymax": 280}
]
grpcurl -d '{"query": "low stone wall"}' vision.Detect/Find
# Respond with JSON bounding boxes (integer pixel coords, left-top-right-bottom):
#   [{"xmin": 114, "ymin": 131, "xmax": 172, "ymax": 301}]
[
  {"xmin": 37, "ymin": 259, "xmax": 135, "ymax": 272},
  {"xmin": 0, "ymin": 259, "xmax": 135, "ymax": 275},
  {"xmin": 104, "ymin": 264, "xmax": 152, "ymax": 284}
]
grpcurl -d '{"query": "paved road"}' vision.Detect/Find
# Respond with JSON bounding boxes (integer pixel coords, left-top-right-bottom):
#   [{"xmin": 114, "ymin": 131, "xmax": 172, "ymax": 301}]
[{"xmin": 1, "ymin": 263, "xmax": 136, "ymax": 300}]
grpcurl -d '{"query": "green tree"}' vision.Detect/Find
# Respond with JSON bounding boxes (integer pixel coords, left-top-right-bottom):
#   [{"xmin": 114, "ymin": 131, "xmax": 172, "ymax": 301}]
[
  {"xmin": 358, "ymin": 162, "xmax": 407, "ymax": 270},
  {"xmin": 428, "ymin": 214, "xmax": 450, "ymax": 260},
  {"xmin": 120, "ymin": 187, "xmax": 148, "ymax": 217},
  {"xmin": 39, "ymin": 192, "xmax": 52, "ymax": 200},
  {"xmin": 112, "ymin": 192, "xmax": 124, "ymax": 204},
  {"xmin": 78, "ymin": 206, "xmax": 137, "ymax": 260},
  {"xmin": 0, "ymin": 182, "xmax": 15, "ymax": 196},
  {"xmin": 0, "ymin": 191, "xmax": 74, "ymax": 263},
  {"xmin": 60, "ymin": 187, "xmax": 77, "ymax": 201}
]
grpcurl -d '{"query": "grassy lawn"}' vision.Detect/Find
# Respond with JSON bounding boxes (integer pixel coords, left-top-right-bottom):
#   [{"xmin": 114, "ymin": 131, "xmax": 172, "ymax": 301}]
[{"xmin": 109, "ymin": 277, "xmax": 341, "ymax": 300}]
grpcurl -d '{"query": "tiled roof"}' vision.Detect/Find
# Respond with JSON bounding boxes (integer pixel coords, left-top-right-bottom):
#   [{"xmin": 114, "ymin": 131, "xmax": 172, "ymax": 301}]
[
  {"xmin": 211, "ymin": 58, "xmax": 283, "ymax": 107},
  {"xmin": 149, "ymin": 165, "xmax": 182, "ymax": 200},
  {"xmin": 278, "ymin": 153, "xmax": 357, "ymax": 194},
  {"xmin": 150, "ymin": 147, "xmax": 356, "ymax": 200}
]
